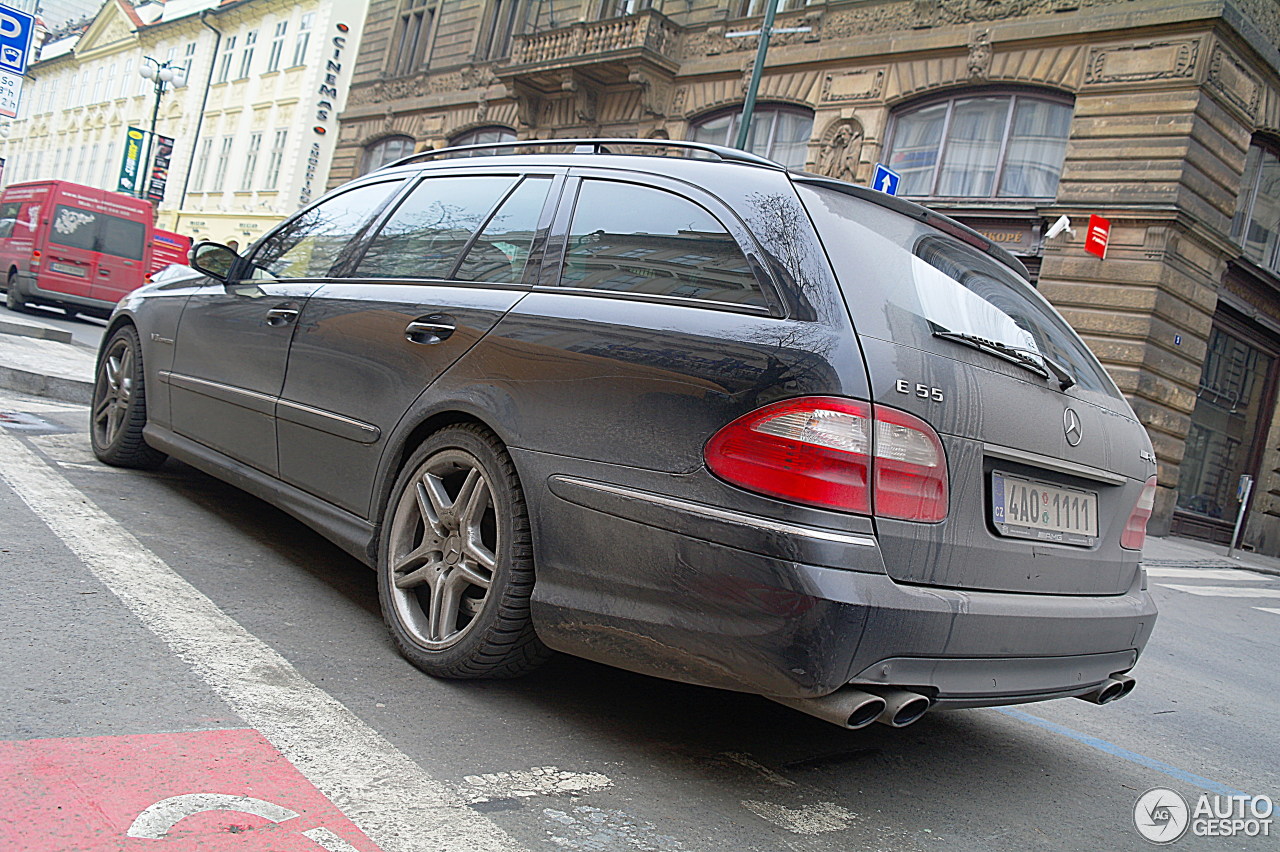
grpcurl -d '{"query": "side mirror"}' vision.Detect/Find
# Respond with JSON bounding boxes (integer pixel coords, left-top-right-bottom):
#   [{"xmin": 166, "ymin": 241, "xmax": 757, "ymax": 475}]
[{"xmin": 189, "ymin": 241, "xmax": 240, "ymax": 282}]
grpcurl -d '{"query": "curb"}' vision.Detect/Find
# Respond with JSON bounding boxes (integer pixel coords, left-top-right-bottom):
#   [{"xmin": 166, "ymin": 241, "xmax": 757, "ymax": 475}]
[
  {"xmin": 0, "ymin": 317, "xmax": 75, "ymax": 345},
  {"xmin": 0, "ymin": 364, "xmax": 93, "ymax": 405},
  {"xmin": 1144, "ymin": 557, "xmax": 1280, "ymax": 580}
]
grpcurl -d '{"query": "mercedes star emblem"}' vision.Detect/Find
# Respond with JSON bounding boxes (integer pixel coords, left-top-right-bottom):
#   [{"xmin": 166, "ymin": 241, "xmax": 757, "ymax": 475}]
[{"xmin": 1064, "ymin": 408, "xmax": 1083, "ymax": 446}]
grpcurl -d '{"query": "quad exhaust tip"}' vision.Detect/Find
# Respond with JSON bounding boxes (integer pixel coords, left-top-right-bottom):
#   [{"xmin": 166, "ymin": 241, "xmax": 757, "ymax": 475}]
[{"xmin": 769, "ymin": 687, "xmax": 931, "ymax": 730}]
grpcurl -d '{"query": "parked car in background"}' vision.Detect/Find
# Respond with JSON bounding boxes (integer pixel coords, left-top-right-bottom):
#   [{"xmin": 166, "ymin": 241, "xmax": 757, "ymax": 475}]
[
  {"xmin": 89, "ymin": 139, "xmax": 1159, "ymax": 730},
  {"xmin": 0, "ymin": 180, "xmax": 154, "ymax": 318}
]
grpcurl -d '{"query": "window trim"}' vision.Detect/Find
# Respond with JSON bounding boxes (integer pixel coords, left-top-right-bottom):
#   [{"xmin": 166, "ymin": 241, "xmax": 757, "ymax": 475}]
[
  {"xmin": 1232, "ymin": 137, "xmax": 1280, "ymax": 275},
  {"xmin": 539, "ymin": 173, "xmax": 781, "ymax": 316},
  {"xmin": 883, "ymin": 87, "xmax": 1074, "ymax": 200},
  {"xmin": 687, "ymin": 103, "xmax": 814, "ymax": 169}
]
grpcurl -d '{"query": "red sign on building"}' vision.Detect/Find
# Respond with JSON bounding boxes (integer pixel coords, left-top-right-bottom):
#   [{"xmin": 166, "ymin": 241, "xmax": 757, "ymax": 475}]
[{"xmin": 1084, "ymin": 214, "xmax": 1111, "ymax": 259}]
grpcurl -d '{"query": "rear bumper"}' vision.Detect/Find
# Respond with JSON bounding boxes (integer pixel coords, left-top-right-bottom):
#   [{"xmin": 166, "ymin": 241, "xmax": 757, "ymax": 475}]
[{"xmin": 528, "ymin": 469, "xmax": 1156, "ymax": 705}]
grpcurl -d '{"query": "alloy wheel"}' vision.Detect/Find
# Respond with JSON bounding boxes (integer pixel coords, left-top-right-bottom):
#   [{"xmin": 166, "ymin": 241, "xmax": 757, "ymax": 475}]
[{"xmin": 93, "ymin": 337, "xmax": 134, "ymax": 450}]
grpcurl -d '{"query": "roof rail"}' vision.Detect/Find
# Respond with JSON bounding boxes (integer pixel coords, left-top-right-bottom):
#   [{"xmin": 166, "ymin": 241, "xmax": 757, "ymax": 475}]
[{"xmin": 379, "ymin": 138, "xmax": 785, "ymax": 171}]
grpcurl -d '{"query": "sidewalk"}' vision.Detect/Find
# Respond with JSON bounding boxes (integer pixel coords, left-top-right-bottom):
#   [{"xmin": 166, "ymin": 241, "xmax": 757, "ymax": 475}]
[{"xmin": 0, "ymin": 311, "xmax": 96, "ymax": 404}]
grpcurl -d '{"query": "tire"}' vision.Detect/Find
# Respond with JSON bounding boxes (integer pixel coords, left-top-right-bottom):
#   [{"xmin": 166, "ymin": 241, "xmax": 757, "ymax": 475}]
[
  {"xmin": 5, "ymin": 272, "xmax": 26, "ymax": 312},
  {"xmin": 89, "ymin": 324, "xmax": 167, "ymax": 470},
  {"xmin": 378, "ymin": 423, "xmax": 550, "ymax": 679}
]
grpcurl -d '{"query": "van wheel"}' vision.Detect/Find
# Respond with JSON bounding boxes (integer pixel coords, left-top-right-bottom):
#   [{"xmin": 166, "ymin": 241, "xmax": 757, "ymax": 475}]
[
  {"xmin": 378, "ymin": 424, "xmax": 550, "ymax": 679},
  {"xmin": 90, "ymin": 325, "xmax": 167, "ymax": 470},
  {"xmin": 5, "ymin": 273, "xmax": 26, "ymax": 312}
]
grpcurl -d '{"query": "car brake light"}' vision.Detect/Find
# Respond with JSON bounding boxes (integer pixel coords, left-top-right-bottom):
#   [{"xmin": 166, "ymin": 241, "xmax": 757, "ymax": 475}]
[
  {"xmin": 31, "ymin": 250, "xmax": 40, "ymax": 265},
  {"xmin": 704, "ymin": 396, "xmax": 948, "ymax": 521},
  {"xmin": 1121, "ymin": 475, "xmax": 1158, "ymax": 550}
]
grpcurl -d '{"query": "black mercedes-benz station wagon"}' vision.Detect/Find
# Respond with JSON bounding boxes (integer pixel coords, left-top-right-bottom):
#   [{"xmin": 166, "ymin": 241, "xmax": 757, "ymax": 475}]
[{"xmin": 91, "ymin": 140, "xmax": 1158, "ymax": 729}]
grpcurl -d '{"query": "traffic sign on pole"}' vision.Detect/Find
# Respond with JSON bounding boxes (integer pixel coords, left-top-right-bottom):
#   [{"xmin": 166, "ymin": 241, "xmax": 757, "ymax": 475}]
[
  {"xmin": 872, "ymin": 163, "xmax": 901, "ymax": 196},
  {"xmin": 0, "ymin": 4, "xmax": 35, "ymax": 77}
]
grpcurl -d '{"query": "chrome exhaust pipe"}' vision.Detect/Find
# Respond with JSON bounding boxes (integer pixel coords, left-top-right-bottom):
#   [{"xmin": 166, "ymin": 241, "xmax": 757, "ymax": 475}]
[
  {"xmin": 1076, "ymin": 676, "xmax": 1133, "ymax": 705},
  {"xmin": 869, "ymin": 688, "xmax": 932, "ymax": 728},
  {"xmin": 769, "ymin": 688, "xmax": 887, "ymax": 730}
]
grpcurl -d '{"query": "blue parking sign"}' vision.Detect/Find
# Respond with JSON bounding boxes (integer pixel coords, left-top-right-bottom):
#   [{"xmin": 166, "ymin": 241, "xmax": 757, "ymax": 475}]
[
  {"xmin": 0, "ymin": 5, "xmax": 35, "ymax": 77},
  {"xmin": 872, "ymin": 163, "xmax": 901, "ymax": 196}
]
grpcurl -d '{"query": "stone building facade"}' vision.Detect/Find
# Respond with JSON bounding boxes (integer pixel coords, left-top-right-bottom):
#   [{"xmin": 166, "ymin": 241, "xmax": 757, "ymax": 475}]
[{"xmin": 332, "ymin": 0, "xmax": 1280, "ymax": 552}]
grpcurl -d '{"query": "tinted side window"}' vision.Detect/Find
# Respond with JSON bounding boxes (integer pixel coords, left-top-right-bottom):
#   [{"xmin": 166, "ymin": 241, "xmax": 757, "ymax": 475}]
[
  {"xmin": 99, "ymin": 215, "xmax": 146, "ymax": 260},
  {"xmin": 48, "ymin": 205, "xmax": 101, "ymax": 252},
  {"xmin": 253, "ymin": 181, "xmax": 403, "ymax": 279},
  {"xmin": 560, "ymin": 181, "xmax": 765, "ymax": 308},
  {"xmin": 354, "ymin": 175, "xmax": 517, "ymax": 279},
  {"xmin": 454, "ymin": 177, "xmax": 550, "ymax": 283}
]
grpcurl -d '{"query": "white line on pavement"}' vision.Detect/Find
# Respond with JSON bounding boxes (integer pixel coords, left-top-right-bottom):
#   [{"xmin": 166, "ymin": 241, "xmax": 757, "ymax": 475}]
[
  {"xmin": 1157, "ymin": 584, "xmax": 1280, "ymax": 598},
  {"xmin": 0, "ymin": 426, "xmax": 526, "ymax": 852},
  {"xmin": 1256, "ymin": 607, "xmax": 1280, "ymax": 616},
  {"xmin": 1144, "ymin": 567, "xmax": 1268, "ymax": 581}
]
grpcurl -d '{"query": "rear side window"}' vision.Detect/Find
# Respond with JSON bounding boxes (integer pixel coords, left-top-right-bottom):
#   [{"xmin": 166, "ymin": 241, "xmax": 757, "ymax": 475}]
[
  {"xmin": 560, "ymin": 180, "xmax": 766, "ymax": 308},
  {"xmin": 354, "ymin": 175, "xmax": 518, "ymax": 279},
  {"xmin": 253, "ymin": 180, "xmax": 403, "ymax": 279},
  {"xmin": 47, "ymin": 205, "xmax": 146, "ymax": 260},
  {"xmin": 454, "ymin": 177, "xmax": 550, "ymax": 283}
]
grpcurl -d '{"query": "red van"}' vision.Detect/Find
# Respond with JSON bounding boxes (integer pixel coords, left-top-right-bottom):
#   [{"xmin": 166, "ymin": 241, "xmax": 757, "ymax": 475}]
[
  {"xmin": 150, "ymin": 228, "xmax": 192, "ymax": 275},
  {"xmin": 0, "ymin": 180, "xmax": 155, "ymax": 318}
]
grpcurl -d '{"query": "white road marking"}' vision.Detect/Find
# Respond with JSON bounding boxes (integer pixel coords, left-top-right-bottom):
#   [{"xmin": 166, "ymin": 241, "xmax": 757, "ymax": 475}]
[
  {"xmin": 1144, "ymin": 567, "xmax": 1267, "ymax": 581},
  {"xmin": 1256, "ymin": 607, "xmax": 1280, "ymax": 617},
  {"xmin": 304, "ymin": 827, "xmax": 365, "ymax": 852},
  {"xmin": 127, "ymin": 793, "xmax": 299, "ymax": 838},
  {"xmin": 740, "ymin": 799, "xmax": 858, "ymax": 835},
  {"xmin": 459, "ymin": 766, "xmax": 613, "ymax": 803},
  {"xmin": 1158, "ymin": 584, "xmax": 1280, "ymax": 598},
  {"xmin": 0, "ymin": 427, "xmax": 525, "ymax": 852}
]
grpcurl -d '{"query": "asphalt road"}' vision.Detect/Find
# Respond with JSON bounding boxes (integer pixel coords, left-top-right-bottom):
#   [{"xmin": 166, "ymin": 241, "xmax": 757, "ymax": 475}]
[
  {"xmin": 0, "ymin": 386, "xmax": 1276, "ymax": 851},
  {"xmin": 5, "ymin": 302, "xmax": 109, "ymax": 348}
]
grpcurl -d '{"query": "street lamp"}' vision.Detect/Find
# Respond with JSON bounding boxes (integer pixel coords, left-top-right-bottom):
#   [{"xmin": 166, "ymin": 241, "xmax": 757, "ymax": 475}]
[{"xmin": 137, "ymin": 56, "xmax": 187, "ymax": 200}]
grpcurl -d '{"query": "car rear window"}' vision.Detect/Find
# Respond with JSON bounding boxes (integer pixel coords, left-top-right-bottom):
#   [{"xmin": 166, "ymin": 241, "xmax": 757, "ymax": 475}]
[
  {"xmin": 796, "ymin": 183, "xmax": 1120, "ymax": 399},
  {"xmin": 48, "ymin": 204, "xmax": 146, "ymax": 260}
]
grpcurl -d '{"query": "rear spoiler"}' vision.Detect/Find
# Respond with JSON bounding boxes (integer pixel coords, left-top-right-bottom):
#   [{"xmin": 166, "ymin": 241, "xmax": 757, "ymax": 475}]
[{"xmin": 789, "ymin": 173, "xmax": 1032, "ymax": 282}]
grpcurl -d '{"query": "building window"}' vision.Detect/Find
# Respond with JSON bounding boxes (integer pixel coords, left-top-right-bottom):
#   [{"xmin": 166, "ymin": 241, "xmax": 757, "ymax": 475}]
[
  {"xmin": 91, "ymin": 68, "xmax": 103, "ymax": 103},
  {"xmin": 739, "ymin": 0, "xmax": 804, "ymax": 15},
  {"xmin": 361, "ymin": 135, "xmax": 415, "ymax": 174},
  {"xmin": 267, "ymin": 20, "xmax": 287, "ymax": 72},
  {"xmin": 448, "ymin": 126, "xmax": 516, "ymax": 155},
  {"xmin": 599, "ymin": 0, "xmax": 651, "ymax": 17},
  {"xmin": 239, "ymin": 30, "xmax": 258, "ymax": 79},
  {"xmin": 886, "ymin": 91, "xmax": 1072, "ymax": 199},
  {"xmin": 184, "ymin": 42, "xmax": 197, "ymax": 79},
  {"xmin": 292, "ymin": 13, "xmax": 314, "ymax": 67},
  {"xmin": 482, "ymin": 0, "xmax": 523, "ymax": 60},
  {"xmin": 264, "ymin": 129, "xmax": 288, "ymax": 190},
  {"xmin": 216, "ymin": 36, "xmax": 236, "ymax": 83},
  {"xmin": 391, "ymin": 1, "xmax": 435, "ymax": 76},
  {"xmin": 689, "ymin": 105, "xmax": 813, "ymax": 168},
  {"xmin": 242, "ymin": 132, "xmax": 263, "ymax": 191},
  {"xmin": 1232, "ymin": 141, "xmax": 1280, "ymax": 275},
  {"xmin": 212, "ymin": 136, "xmax": 234, "ymax": 188},
  {"xmin": 192, "ymin": 138, "xmax": 213, "ymax": 191}
]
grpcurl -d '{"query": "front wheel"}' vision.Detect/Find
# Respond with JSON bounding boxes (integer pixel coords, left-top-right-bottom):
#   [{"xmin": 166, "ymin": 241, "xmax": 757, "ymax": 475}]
[
  {"xmin": 89, "ymin": 325, "xmax": 167, "ymax": 469},
  {"xmin": 378, "ymin": 424, "xmax": 550, "ymax": 679}
]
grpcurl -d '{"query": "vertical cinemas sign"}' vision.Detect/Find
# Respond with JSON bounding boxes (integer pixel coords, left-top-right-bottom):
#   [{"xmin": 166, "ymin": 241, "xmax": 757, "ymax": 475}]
[{"xmin": 301, "ymin": 21, "xmax": 350, "ymax": 207}]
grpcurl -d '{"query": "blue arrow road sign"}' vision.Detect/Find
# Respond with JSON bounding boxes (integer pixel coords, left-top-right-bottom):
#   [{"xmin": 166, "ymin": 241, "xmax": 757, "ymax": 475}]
[
  {"xmin": 0, "ymin": 5, "xmax": 34, "ymax": 76},
  {"xmin": 872, "ymin": 163, "xmax": 901, "ymax": 196}
]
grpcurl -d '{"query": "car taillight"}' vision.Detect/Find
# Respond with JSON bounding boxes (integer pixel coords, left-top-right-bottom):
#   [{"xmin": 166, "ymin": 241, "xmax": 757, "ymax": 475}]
[
  {"xmin": 31, "ymin": 250, "xmax": 40, "ymax": 266},
  {"xmin": 704, "ymin": 396, "xmax": 948, "ymax": 521},
  {"xmin": 1121, "ymin": 475, "xmax": 1158, "ymax": 550}
]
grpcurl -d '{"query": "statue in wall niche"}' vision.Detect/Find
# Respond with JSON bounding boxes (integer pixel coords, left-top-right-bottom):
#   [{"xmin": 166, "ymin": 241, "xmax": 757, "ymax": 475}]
[{"xmin": 821, "ymin": 122, "xmax": 863, "ymax": 183}]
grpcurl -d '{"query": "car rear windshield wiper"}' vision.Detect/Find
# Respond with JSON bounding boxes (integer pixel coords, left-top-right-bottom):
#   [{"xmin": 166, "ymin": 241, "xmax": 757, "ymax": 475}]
[{"xmin": 932, "ymin": 328, "xmax": 1076, "ymax": 391}]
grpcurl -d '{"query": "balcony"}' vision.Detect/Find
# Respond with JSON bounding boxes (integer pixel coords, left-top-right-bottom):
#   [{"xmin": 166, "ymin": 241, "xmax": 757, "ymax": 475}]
[{"xmin": 502, "ymin": 11, "xmax": 683, "ymax": 89}]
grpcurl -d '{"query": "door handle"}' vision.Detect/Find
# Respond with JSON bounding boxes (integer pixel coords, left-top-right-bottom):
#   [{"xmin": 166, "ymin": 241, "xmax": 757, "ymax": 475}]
[
  {"xmin": 265, "ymin": 307, "xmax": 300, "ymax": 327},
  {"xmin": 98, "ymin": 269, "xmax": 111, "ymax": 276},
  {"xmin": 405, "ymin": 316, "xmax": 455, "ymax": 344}
]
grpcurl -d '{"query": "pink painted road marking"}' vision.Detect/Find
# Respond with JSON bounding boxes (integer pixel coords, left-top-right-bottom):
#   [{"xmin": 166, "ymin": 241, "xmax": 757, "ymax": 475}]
[{"xmin": 0, "ymin": 728, "xmax": 382, "ymax": 851}]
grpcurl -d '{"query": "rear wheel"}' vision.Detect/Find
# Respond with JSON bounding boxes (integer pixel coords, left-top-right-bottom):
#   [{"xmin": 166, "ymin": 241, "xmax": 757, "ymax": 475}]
[
  {"xmin": 5, "ymin": 272, "xmax": 26, "ymax": 312},
  {"xmin": 378, "ymin": 424, "xmax": 550, "ymax": 679},
  {"xmin": 89, "ymin": 324, "xmax": 167, "ymax": 469}
]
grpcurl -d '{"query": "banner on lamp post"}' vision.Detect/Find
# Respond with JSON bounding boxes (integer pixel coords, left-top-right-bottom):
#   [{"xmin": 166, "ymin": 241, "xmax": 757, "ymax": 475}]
[
  {"xmin": 117, "ymin": 126, "xmax": 146, "ymax": 195},
  {"xmin": 146, "ymin": 134, "xmax": 174, "ymax": 203}
]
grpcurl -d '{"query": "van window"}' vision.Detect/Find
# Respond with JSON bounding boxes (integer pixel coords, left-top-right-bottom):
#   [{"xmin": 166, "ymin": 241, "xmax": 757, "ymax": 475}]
[
  {"xmin": 47, "ymin": 204, "xmax": 146, "ymax": 260},
  {"xmin": 560, "ymin": 180, "xmax": 766, "ymax": 308}
]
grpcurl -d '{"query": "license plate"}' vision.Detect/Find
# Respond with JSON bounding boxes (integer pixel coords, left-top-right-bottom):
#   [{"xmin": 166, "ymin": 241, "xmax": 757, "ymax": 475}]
[
  {"xmin": 991, "ymin": 471, "xmax": 1098, "ymax": 546},
  {"xmin": 49, "ymin": 262, "xmax": 87, "ymax": 277}
]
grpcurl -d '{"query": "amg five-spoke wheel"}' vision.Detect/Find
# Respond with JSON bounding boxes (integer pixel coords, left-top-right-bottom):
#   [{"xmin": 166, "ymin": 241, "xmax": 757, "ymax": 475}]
[
  {"xmin": 89, "ymin": 325, "xmax": 167, "ymax": 469},
  {"xmin": 378, "ymin": 424, "xmax": 549, "ymax": 678}
]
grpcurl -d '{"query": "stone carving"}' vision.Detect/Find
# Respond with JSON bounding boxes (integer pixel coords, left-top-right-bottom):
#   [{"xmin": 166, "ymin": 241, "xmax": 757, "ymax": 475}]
[
  {"xmin": 628, "ymin": 67, "xmax": 670, "ymax": 119},
  {"xmin": 1207, "ymin": 45, "xmax": 1260, "ymax": 119},
  {"xmin": 819, "ymin": 120, "xmax": 864, "ymax": 183},
  {"xmin": 823, "ymin": 0, "xmax": 1131, "ymax": 41},
  {"xmin": 1085, "ymin": 41, "xmax": 1199, "ymax": 84},
  {"xmin": 968, "ymin": 30, "xmax": 992, "ymax": 79},
  {"xmin": 562, "ymin": 71, "xmax": 598, "ymax": 123},
  {"xmin": 821, "ymin": 69, "xmax": 885, "ymax": 102}
]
